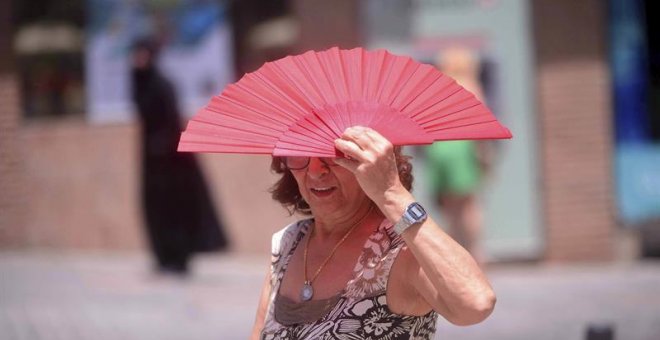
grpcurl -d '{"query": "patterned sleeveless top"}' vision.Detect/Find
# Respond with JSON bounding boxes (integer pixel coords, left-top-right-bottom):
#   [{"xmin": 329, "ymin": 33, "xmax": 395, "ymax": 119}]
[{"xmin": 260, "ymin": 218, "xmax": 438, "ymax": 339}]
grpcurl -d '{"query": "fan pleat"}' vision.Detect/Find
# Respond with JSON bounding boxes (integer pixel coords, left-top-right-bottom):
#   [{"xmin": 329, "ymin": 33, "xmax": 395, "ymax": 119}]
[
  {"xmin": 196, "ymin": 108, "xmax": 285, "ymax": 135},
  {"xmin": 270, "ymin": 58, "xmax": 324, "ymax": 111},
  {"xmin": 178, "ymin": 47, "xmax": 512, "ymax": 156},
  {"xmin": 275, "ymin": 137, "xmax": 333, "ymax": 152},
  {"xmin": 392, "ymin": 64, "xmax": 442, "ymax": 111},
  {"xmin": 320, "ymin": 49, "xmax": 350, "ymax": 130},
  {"xmin": 295, "ymin": 115, "xmax": 339, "ymax": 142},
  {"xmin": 374, "ymin": 53, "xmax": 397, "ymax": 103},
  {"xmin": 328, "ymin": 48, "xmax": 350, "ymax": 102},
  {"xmin": 385, "ymin": 59, "xmax": 421, "ymax": 107},
  {"xmin": 186, "ymin": 120, "xmax": 278, "ymax": 142},
  {"xmin": 182, "ymin": 132, "xmax": 274, "ymax": 148},
  {"xmin": 179, "ymin": 141, "xmax": 273, "ymax": 154},
  {"xmin": 407, "ymin": 75, "xmax": 459, "ymax": 119},
  {"xmin": 223, "ymin": 82, "xmax": 299, "ymax": 123},
  {"xmin": 291, "ymin": 53, "xmax": 330, "ymax": 108},
  {"xmin": 206, "ymin": 99, "xmax": 289, "ymax": 131},
  {"xmin": 424, "ymin": 107, "xmax": 503, "ymax": 132},
  {"xmin": 429, "ymin": 120, "xmax": 511, "ymax": 140},
  {"xmin": 273, "ymin": 146, "xmax": 337, "ymax": 157},
  {"xmin": 416, "ymin": 95, "xmax": 480, "ymax": 126},
  {"xmin": 347, "ymin": 48, "xmax": 364, "ymax": 102},
  {"xmin": 301, "ymin": 52, "xmax": 336, "ymax": 105},
  {"xmin": 363, "ymin": 50, "xmax": 379, "ymax": 102},
  {"xmin": 252, "ymin": 65, "xmax": 311, "ymax": 119},
  {"xmin": 412, "ymin": 88, "xmax": 470, "ymax": 123}
]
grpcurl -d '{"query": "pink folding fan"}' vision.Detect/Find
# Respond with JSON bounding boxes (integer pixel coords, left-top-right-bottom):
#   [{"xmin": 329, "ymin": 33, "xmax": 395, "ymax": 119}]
[{"xmin": 178, "ymin": 47, "xmax": 512, "ymax": 157}]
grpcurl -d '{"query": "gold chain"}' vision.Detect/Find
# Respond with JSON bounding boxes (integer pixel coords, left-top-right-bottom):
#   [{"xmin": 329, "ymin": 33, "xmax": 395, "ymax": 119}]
[{"xmin": 303, "ymin": 204, "xmax": 374, "ymax": 285}]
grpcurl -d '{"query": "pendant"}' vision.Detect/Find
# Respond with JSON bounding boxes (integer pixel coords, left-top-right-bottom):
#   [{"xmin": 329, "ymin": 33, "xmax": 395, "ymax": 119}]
[{"xmin": 300, "ymin": 281, "xmax": 314, "ymax": 301}]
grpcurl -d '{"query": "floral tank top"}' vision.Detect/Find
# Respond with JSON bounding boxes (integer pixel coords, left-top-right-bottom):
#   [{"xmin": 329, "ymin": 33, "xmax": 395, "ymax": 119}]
[{"xmin": 260, "ymin": 218, "xmax": 438, "ymax": 339}]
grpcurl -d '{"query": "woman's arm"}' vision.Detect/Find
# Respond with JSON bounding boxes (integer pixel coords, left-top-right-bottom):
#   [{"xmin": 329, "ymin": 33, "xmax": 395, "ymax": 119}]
[
  {"xmin": 250, "ymin": 267, "xmax": 272, "ymax": 340},
  {"xmin": 383, "ymin": 189, "xmax": 495, "ymax": 325},
  {"xmin": 334, "ymin": 126, "xmax": 496, "ymax": 326}
]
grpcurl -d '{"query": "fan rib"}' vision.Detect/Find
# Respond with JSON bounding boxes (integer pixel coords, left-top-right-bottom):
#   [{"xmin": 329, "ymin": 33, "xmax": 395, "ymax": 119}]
[
  {"xmin": 322, "ymin": 49, "xmax": 349, "ymax": 130},
  {"xmin": 292, "ymin": 118, "xmax": 338, "ymax": 150},
  {"xmin": 301, "ymin": 53, "xmax": 337, "ymax": 105},
  {"xmin": 375, "ymin": 52, "xmax": 397, "ymax": 103},
  {"xmin": 186, "ymin": 119, "xmax": 279, "ymax": 140},
  {"xmin": 395, "ymin": 66, "xmax": 443, "ymax": 113},
  {"xmin": 230, "ymin": 73, "xmax": 305, "ymax": 120},
  {"xmin": 196, "ymin": 109, "xmax": 285, "ymax": 135},
  {"xmin": 419, "ymin": 108, "xmax": 487, "ymax": 131},
  {"xmin": 181, "ymin": 131, "xmax": 275, "ymax": 147},
  {"xmin": 225, "ymin": 82, "xmax": 300, "ymax": 122},
  {"xmin": 210, "ymin": 97, "xmax": 292, "ymax": 128},
  {"xmin": 416, "ymin": 99, "xmax": 481, "ymax": 126},
  {"xmin": 410, "ymin": 86, "xmax": 464, "ymax": 121},
  {"xmin": 291, "ymin": 54, "xmax": 329, "ymax": 108},
  {"xmin": 249, "ymin": 69, "xmax": 310, "ymax": 119},
  {"xmin": 385, "ymin": 60, "xmax": 420, "ymax": 107},
  {"xmin": 428, "ymin": 118, "xmax": 499, "ymax": 132},
  {"xmin": 270, "ymin": 59, "xmax": 323, "ymax": 112}
]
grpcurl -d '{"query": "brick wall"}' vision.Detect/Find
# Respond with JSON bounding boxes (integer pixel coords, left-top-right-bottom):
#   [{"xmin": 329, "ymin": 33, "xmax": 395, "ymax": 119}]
[
  {"xmin": 292, "ymin": 0, "xmax": 361, "ymax": 52},
  {"xmin": 0, "ymin": 75, "xmax": 28, "ymax": 248},
  {"xmin": 533, "ymin": 0, "xmax": 616, "ymax": 261},
  {"xmin": 0, "ymin": 0, "xmax": 25, "ymax": 247},
  {"xmin": 2, "ymin": 119, "xmax": 294, "ymax": 254}
]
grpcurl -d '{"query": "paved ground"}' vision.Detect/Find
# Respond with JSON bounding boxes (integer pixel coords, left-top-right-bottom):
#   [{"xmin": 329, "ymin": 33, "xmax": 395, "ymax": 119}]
[{"xmin": 1, "ymin": 251, "xmax": 659, "ymax": 340}]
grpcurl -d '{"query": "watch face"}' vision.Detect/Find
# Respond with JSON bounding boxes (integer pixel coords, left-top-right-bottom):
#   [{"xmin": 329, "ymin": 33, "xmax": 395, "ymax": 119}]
[{"xmin": 408, "ymin": 203, "xmax": 426, "ymax": 220}]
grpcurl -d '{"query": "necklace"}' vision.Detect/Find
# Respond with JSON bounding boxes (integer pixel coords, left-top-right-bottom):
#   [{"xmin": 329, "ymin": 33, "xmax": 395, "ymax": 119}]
[{"xmin": 300, "ymin": 204, "xmax": 374, "ymax": 302}]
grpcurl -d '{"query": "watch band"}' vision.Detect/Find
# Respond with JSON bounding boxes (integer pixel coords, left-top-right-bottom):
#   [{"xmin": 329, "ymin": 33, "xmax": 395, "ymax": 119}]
[{"xmin": 393, "ymin": 202, "xmax": 427, "ymax": 235}]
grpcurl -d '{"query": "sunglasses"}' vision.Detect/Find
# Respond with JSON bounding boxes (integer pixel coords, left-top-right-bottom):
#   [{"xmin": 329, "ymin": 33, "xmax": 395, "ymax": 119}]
[{"xmin": 283, "ymin": 157, "xmax": 339, "ymax": 170}]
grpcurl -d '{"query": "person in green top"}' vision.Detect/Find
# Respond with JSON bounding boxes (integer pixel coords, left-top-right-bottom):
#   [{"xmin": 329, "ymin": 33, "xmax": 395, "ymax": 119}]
[{"xmin": 425, "ymin": 48, "xmax": 495, "ymax": 263}]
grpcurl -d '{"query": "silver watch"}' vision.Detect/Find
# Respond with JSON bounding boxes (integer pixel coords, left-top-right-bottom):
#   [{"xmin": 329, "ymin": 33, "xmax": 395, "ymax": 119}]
[{"xmin": 393, "ymin": 202, "xmax": 427, "ymax": 235}]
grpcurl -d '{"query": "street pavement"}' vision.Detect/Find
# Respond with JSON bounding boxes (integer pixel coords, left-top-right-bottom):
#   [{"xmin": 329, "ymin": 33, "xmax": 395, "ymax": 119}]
[{"xmin": 1, "ymin": 251, "xmax": 659, "ymax": 340}]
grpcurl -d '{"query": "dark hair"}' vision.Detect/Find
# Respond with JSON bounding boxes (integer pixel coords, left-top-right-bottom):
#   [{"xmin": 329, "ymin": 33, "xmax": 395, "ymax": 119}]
[
  {"xmin": 269, "ymin": 147, "xmax": 414, "ymax": 215},
  {"xmin": 132, "ymin": 37, "xmax": 161, "ymax": 60}
]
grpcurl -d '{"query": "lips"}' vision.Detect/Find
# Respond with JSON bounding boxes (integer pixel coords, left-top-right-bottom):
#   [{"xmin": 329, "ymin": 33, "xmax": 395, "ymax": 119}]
[{"xmin": 310, "ymin": 186, "xmax": 337, "ymax": 197}]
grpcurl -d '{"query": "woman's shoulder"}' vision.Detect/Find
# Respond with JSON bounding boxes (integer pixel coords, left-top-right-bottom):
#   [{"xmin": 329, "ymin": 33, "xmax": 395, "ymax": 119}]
[{"xmin": 271, "ymin": 218, "xmax": 312, "ymax": 256}]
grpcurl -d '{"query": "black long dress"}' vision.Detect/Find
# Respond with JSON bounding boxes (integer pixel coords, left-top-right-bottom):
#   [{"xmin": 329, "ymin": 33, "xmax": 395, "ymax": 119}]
[{"xmin": 132, "ymin": 65, "xmax": 228, "ymax": 273}]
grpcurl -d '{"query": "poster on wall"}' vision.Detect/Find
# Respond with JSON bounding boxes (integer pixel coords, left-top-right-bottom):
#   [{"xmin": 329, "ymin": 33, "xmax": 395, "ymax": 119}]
[
  {"xmin": 85, "ymin": 0, "xmax": 233, "ymax": 124},
  {"xmin": 610, "ymin": 0, "xmax": 660, "ymax": 225}
]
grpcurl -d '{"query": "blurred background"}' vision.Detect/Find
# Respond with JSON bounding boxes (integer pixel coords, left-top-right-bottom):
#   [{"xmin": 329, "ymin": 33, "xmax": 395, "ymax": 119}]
[{"xmin": 1, "ymin": 0, "xmax": 659, "ymax": 339}]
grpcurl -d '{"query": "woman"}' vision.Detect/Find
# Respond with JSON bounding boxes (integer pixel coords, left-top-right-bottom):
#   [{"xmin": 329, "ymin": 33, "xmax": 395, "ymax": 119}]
[
  {"xmin": 251, "ymin": 126, "xmax": 496, "ymax": 339},
  {"xmin": 131, "ymin": 39, "xmax": 228, "ymax": 275}
]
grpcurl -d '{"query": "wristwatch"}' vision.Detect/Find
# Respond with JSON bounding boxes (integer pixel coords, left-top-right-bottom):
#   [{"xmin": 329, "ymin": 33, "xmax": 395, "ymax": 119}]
[{"xmin": 393, "ymin": 202, "xmax": 428, "ymax": 235}]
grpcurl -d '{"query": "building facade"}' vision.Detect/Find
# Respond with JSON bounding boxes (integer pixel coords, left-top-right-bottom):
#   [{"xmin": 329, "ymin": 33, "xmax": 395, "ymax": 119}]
[{"xmin": 0, "ymin": 0, "xmax": 650, "ymax": 262}]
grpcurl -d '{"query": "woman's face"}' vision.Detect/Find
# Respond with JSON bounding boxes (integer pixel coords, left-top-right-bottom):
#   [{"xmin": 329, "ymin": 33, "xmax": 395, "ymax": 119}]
[{"xmin": 289, "ymin": 157, "xmax": 369, "ymax": 221}]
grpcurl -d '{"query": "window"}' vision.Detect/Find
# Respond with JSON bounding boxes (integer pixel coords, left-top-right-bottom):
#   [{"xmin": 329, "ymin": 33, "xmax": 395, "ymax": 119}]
[{"xmin": 14, "ymin": 0, "xmax": 84, "ymax": 119}]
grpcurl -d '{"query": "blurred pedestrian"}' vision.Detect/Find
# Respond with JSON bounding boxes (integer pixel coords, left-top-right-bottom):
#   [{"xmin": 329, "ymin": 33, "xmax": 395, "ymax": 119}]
[
  {"xmin": 425, "ymin": 48, "xmax": 495, "ymax": 263},
  {"xmin": 131, "ymin": 38, "xmax": 228, "ymax": 277}
]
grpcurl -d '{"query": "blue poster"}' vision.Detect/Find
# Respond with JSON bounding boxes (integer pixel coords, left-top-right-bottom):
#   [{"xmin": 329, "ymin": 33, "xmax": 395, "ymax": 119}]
[
  {"xmin": 85, "ymin": 0, "xmax": 234, "ymax": 123},
  {"xmin": 611, "ymin": 0, "xmax": 660, "ymax": 224}
]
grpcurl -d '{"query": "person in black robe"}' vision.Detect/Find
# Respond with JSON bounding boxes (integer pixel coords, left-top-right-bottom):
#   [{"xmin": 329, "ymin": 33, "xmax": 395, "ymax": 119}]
[{"xmin": 131, "ymin": 39, "xmax": 228, "ymax": 276}]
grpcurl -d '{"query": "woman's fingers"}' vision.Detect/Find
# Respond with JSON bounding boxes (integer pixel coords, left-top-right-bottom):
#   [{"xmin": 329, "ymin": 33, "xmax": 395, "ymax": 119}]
[
  {"xmin": 335, "ymin": 126, "xmax": 403, "ymax": 205},
  {"xmin": 332, "ymin": 156, "xmax": 359, "ymax": 172},
  {"xmin": 340, "ymin": 126, "xmax": 392, "ymax": 158},
  {"xmin": 362, "ymin": 128, "xmax": 393, "ymax": 155},
  {"xmin": 334, "ymin": 126, "xmax": 396, "ymax": 172},
  {"xmin": 334, "ymin": 139, "xmax": 366, "ymax": 164}
]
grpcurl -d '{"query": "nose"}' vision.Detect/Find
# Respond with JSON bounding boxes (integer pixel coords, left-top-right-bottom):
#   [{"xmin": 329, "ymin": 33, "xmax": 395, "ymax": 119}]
[{"xmin": 307, "ymin": 157, "xmax": 329, "ymax": 179}]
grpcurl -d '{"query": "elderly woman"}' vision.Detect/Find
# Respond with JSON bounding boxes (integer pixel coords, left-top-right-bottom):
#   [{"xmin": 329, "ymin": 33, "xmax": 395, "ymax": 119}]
[{"xmin": 250, "ymin": 126, "xmax": 496, "ymax": 339}]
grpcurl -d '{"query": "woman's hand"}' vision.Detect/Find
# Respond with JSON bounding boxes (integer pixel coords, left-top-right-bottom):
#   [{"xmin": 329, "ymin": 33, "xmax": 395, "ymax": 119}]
[
  {"xmin": 333, "ymin": 126, "xmax": 409, "ymax": 208},
  {"xmin": 335, "ymin": 126, "xmax": 496, "ymax": 325}
]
